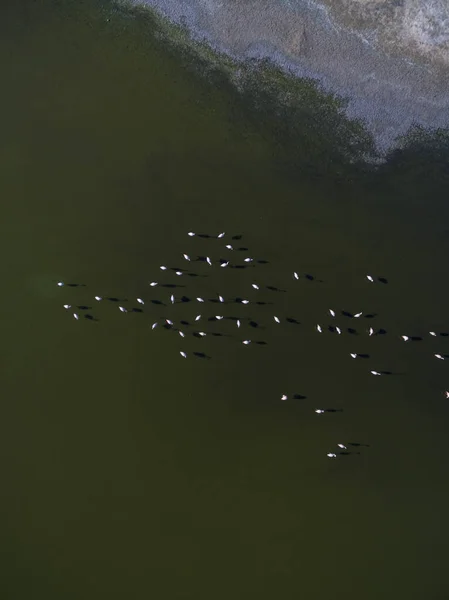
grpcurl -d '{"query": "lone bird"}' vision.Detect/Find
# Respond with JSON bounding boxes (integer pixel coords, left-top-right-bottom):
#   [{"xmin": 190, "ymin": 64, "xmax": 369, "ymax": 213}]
[
  {"xmin": 217, "ymin": 232, "xmax": 225, "ymax": 238},
  {"xmin": 281, "ymin": 395, "xmax": 288, "ymax": 401},
  {"xmin": 242, "ymin": 340, "xmax": 251, "ymax": 345},
  {"xmin": 119, "ymin": 306, "xmax": 127, "ymax": 313},
  {"xmin": 195, "ymin": 315, "xmax": 201, "ymax": 321},
  {"xmin": 183, "ymin": 254, "xmax": 191, "ymax": 261},
  {"xmin": 370, "ymin": 370, "xmax": 382, "ymax": 375},
  {"xmin": 252, "ymin": 284, "xmax": 259, "ymax": 290},
  {"xmin": 316, "ymin": 324, "xmax": 322, "ymax": 333},
  {"xmin": 63, "ymin": 304, "xmax": 71, "ymax": 310},
  {"xmin": 188, "ymin": 232, "xmax": 195, "ymax": 237},
  {"xmin": 366, "ymin": 275, "xmax": 374, "ymax": 282},
  {"xmin": 274, "ymin": 316, "xmax": 280, "ymax": 324},
  {"xmin": 73, "ymin": 313, "xmax": 79, "ymax": 320},
  {"xmin": 220, "ymin": 261, "xmax": 229, "ymax": 268},
  {"xmin": 137, "ymin": 298, "xmax": 144, "ymax": 305},
  {"xmin": 329, "ymin": 309, "xmax": 336, "ymax": 317},
  {"xmin": 293, "ymin": 272, "xmax": 299, "ymax": 280},
  {"xmin": 327, "ymin": 453, "xmax": 337, "ymax": 458},
  {"xmin": 149, "ymin": 282, "xmax": 158, "ymax": 287},
  {"xmin": 206, "ymin": 257, "xmax": 212, "ymax": 266},
  {"xmin": 94, "ymin": 296, "xmax": 102, "ymax": 301},
  {"xmin": 160, "ymin": 266, "xmax": 168, "ymax": 271},
  {"xmin": 435, "ymin": 354, "xmax": 445, "ymax": 360},
  {"xmin": 180, "ymin": 351, "xmax": 187, "ymax": 358}
]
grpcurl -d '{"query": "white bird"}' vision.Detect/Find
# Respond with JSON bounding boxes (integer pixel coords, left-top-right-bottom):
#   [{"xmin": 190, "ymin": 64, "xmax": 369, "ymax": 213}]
[
  {"xmin": 175, "ymin": 271, "xmax": 183, "ymax": 276},
  {"xmin": 368, "ymin": 327, "xmax": 374, "ymax": 336},
  {"xmin": 218, "ymin": 295, "xmax": 224, "ymax": 303},
  {"xmin": 327, "ymin": 453, "xmax": 337, "ymax": 458},
  {"xmin": 151, "ymin": 322, "xmax": 158, "ymax": 330},
  {"xmin": 179, "ymin": 331, "xmax": 185, "ymax": 338},
  {"xmin": 137, "ymin": 298, "xmax": 144, "ymax": 305},
  {"xmin": 197, "ymin": 297, "xmax": 205, "ymax": 303},
  {"xmin": 149, "ymin": 282, "xmax": 158, "ymax": 287},
  {"xmin": 94, "ymin": 296, "xmax": 102, "ymax": 301},
  {"xmin": 217, "ymin": 232, "xmax": 225, "ymax": 238},
  {"xmin": 435, "ymin": 354, "xmax": 445, "ymax": 360},
  {"xmin": 166, "ymin": 319, "xmax": 173, "ymax": 325},
  {"xmin": 401, "ymin": 335, "xmax": 409, "ymax": 341},
  {"xmin": 183, "ymin": 254, "xmax": 191, "ymax": 261},
  {"xmin": 225, "ymin": 245, "xmax": 233, "ymax": 250},
  {"xmin": 119, "ymin": 306, "xmax": 127, "ymax": 313},
  {"xmin": 236, "ymin": 320, "xmax": 241, "ymax": 328},
  {"xmin": 429, "ymin": 331, "xmax": 437, "ymax": 337},
  {"xmin": 336, "ymin": 327, "xmax": 342, "ymax": 335},
  {"xmin": 170, "ymin": 295, "xmax": 175, "ymax": 304},
  {"xmin": 315, "ymin": 409, "xmax": 325, "ymax": 414},
  {"xmin": 242, "ymin": 340, "xmax": 251, "ymax": 345},
  {"xmin": 350, "ymin": 353, "xmax": 357, "ymax": 358},
  {"xmin": 63, "ymin": 304, "xmax": 71, "ymax": 309},
  {"xmin": 281, "ymin": 395, "xmax": 288, "ymax": 401},
  {"xmin": 73, "ymin": 313, "xmax": 79, "ymax": 320},
  {"xmin": 252, "ymin": 284, "xmax": 259, "ymax": 290},
  {"xmin": 180, "ymin": 351, "xmax": 187, "ymax": 358},
  {"xmin": 244, "ymin": 258, "xmax": 253, "ymax": 263},
  {"xmin": 160, "ymin": 266, "xmax": 167, "ymax": 271},
  {"xmin": 316, "ymin": 324, "xmax": 322, "ymax": 333},
  {"xmin": 198, "ymin": 332, "xmax": 206, "ymax": 337},
  {"xmin": 274, "ymin": 316, "xmax": 280, "ymax": 324},
  {"xmin": 337, "ymin": 443, "xmax": 347, "ymax": 449},
  {"xmin": 220, "ymin": 261, "xmax": 229, "ymax": 268},
  {"xmin": 366, "ymin": 275, "xmax": 374, "ymax": 282},
  {"xmin": 215, "ymin": 316, "xmax": 224, "ymax": 320},
  {"xmin": 57, "ymin": 281, "xmax": 64, "ymax": 287},
  {"xmin": 329, "ymin": 309, "xmax": 336, "ymax": 317},
  {"xmin": 354, "ymin": 312, "xmax": 363, "ymax": 318},
  {"xmin": 445, "ymin": 391, "xmax": 449, "ymax": 398},
  {"xmin": 195, "ymin": 315, "xmax": 201, "ymax": 321},
  {"xmin": 241, "ymin": 300, "xmax": 249, "ymax": 305},
  {"xmin": 370, "ymin": 370, "xmax": 382, "ymax": 375},
  {"xmin": 293, "ymin": 272, "xmax": 299, "ymax": 280},
  {"xmin": 188, "ymin": 232, "xmax": 195, "ymax": 237},
  {"xmin": 206, "ymin": 257, "xmax": 212, "ymax": 266}
]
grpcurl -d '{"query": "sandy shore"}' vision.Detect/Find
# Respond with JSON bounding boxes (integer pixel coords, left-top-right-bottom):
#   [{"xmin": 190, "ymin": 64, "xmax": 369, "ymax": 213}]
[{"xmin": 121, "ymin": 0, "xmax": 449, "ymax": 154}]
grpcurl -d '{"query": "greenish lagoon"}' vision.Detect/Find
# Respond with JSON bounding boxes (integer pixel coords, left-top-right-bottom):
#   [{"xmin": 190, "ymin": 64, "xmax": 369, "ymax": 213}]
[{"xmin": 1, "ymin": 1, "xmax": 449, "ymax": 599}]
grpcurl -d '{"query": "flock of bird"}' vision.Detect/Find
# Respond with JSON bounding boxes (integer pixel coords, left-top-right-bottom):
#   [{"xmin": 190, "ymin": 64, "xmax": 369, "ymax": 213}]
[{"xmin": 57, "ymin": 230, "xmax": 449, "ymax": 459}]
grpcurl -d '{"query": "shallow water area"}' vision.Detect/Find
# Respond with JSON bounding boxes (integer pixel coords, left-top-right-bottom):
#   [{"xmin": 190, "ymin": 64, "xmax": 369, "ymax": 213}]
[{"xmin": 1, "ymin": 1, "xmax": 449, "ymax": 599}]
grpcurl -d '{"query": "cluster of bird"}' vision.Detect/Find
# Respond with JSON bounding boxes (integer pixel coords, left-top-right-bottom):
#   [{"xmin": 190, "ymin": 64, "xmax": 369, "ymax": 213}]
[{"xmin": 57, "ymin": 230, "xmax": 449, "ymax": 459}]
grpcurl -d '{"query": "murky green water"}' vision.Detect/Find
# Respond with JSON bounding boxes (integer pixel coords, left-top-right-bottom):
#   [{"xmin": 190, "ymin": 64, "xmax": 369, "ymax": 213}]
[{"xmin": 1, "ymin": 1, "xmax": 449, "ymax": 599}]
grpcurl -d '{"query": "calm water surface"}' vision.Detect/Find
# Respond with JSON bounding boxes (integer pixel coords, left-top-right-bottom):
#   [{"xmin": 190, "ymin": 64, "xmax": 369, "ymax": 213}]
[{"xmin": 1, "ymin": 1, "xmax": 449, "ymax": 599}]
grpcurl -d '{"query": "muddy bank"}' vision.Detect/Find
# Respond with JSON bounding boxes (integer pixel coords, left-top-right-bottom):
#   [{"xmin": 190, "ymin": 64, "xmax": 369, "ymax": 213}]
[{"xmin": 120, "ymin": 0, "xmax": 449, "ymax": 155}]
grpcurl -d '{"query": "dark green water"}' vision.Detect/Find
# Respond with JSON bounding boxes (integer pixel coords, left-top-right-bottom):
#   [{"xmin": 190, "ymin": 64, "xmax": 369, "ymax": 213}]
[{"xmin": 2, "ymin": 1, "xmax": 449, "ymax": 599}]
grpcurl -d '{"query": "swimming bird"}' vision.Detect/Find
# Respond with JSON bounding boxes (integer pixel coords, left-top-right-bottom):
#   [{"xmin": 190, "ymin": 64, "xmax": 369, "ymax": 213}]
[
  {"xmin": 274, "ymin": 316, "xmax": 280, "ymax": 323},
  {"xmin": 354, "ymin": 312, "xmax": 363, "ymax": 318},
  {"xmin": 370, "ymin": 370, "xmax": 382, "ymax": 375},
  {"xmin": 327, "ymin": 453, "xmax": 337, "ymax": 458},
  {"xmin": 429, "ymin": 331, "xmax": 437, "ymax": 337},
  {"xmin": 236, "ymin": 320, "xmax": 241, "ymax": 328},
  {"xmin": 160, "ymin": 266, "xmax": 167, "ymax": 271},
  {"xmin": 315, "ymin": 409, "xmax": 325, "ymax": 414},
  {"xmin": 180, "ymin": 351, "xmax": 187, "ymax": 358},
  {"xmin": 63, "ymin": 304, "xmax": 71, "ymax": 309},
  {"xmin": 435, "ymin": 354, "xmax": 445, "ymax": 360},
  {"xmin": 281, "ymin": 395, "xmax": 288, "ymax": 401},
  {"xmin": 215, "ymin": 316, "xmax": 224, "ymax": 320},
  {"xmin": 329, "ymin": 309, "xmax": 336, "ymax": 317},
  {"xmin": 166, "ymin": 319, "xmax": 173, "ymax": 325},
  {"xmin": 225, "ymin": 245, "xmax": 233, "ymax": 250},
  {"xmin": 206, "ymin": 257, "xmax": 212, "ymax": 266},
  {"xmin": 94, "ymin": 296, "xmax": 102, "ymax": 301},
  {"xmin": 57, "ymin": 281, "xmax": 64, "ymax": 287},
  {"xmin": 217, "ymin": 232, "xmax": 225, "ymax": 238},
  {"xmin": 316, "ymin": 324, "xmax": 322, "ymax": 333},
  {"xmin": 179, "ymin": 331, "xmax": 185, "ymax": 338},
  {"xmin": 220, "ymin": 261, "xmax": 229, "ymax": 267},
  {"xmin": 197, "ymin": 297, "xmax": 205, "ymax": 302},
  {"xmin": 445, "ymin": 391, "xmax": 449, "ymax": 398},
  {"xmin": 175, "ymin": 271, "xmax": 183, "ymax": 276},
  {"xmin": 198, "ymin": 332, "xmax": 206, "ymax": 337},
  {"xmin": 366, "ymin": 275, "xmax": 374, "ymax": 282},
  {"xmin": 188, "ymin": 232, "xmax": 195, "ymax": 237},
  {"xmin": 151, "ymin": 322, "xmax": 158, "ymax": 329},
  {"xmin": 337, "ymin": 443, "xmax": 347, "ymax": 449},
  {"xmin": 244, "ymin": 258, "xmax": 253, "ymax": 263},
  {"xmin": 218, "ymin": 295, "xmax": 224, "ymax": 303},
  {"xmin": 252, "ymin": 284, "xmax": 259, "ymax": 290},
  {"xmin": 368, "ymin": 327, "xmax": 374, "ymax": 336},
  {"xmin": 170, "ymin": 295, "xmax": 175, "ymax": 304},
  {"xmin": 73, "ymin": 313, "xmax": 79, "ymax": 320},
  {"xmin": 241, "ymin": 300, "xmax": 249, "ymax": 305},
  {"xmin": 137, "ymin": 298, "xmax": 144, "ymax": 305},
  {"xmin": 195, "ymin": 315, "xmax": 201, "ymax": 321},
  {"xmin": 293, "ymin": 272, "xmax": 299, "ymax": 280},
  {"xmin": 149, "ymin": 282, "xmax": 158, "ymax": 287},
  {"xmin": 336, "ymin": 327, "xmax": 342, "ymax": 335},
  {"xmin": 119, "ymin": 306, "xmax": 127, "ymax": 313},
  {"xmin": 242, "ymin": 340, "xmax": 251, "ymax": 345},
  {"xmin": 183, "ymin": 254, "xmax": 191, "ymax": 261},
  {"xmin": 350, "ymin": 353, "xmax": 357, "ymax": 358},
  {"xmin": 401, "ymin": 335, "xmax": 410, "ymax": 341}
]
